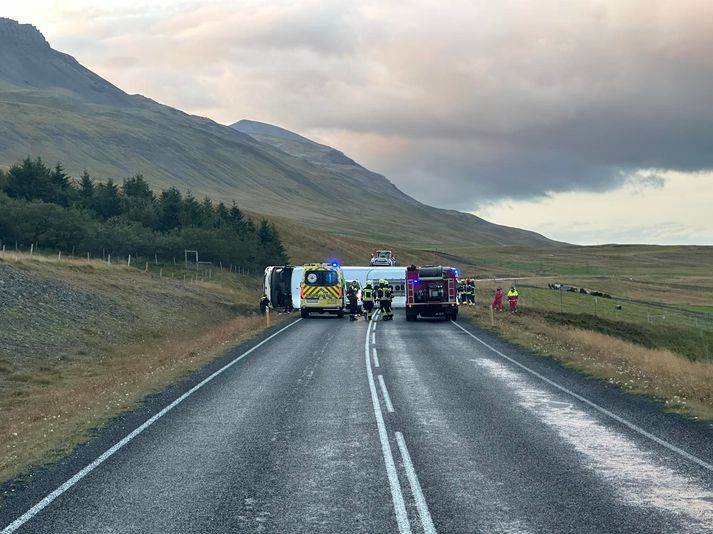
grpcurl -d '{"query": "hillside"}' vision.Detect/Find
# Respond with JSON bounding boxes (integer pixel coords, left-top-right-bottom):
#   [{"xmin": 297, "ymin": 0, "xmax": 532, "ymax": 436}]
[
  {"xmin": 0, "ymin": 253, "xmax": 280, "ymax": 483},
  {"xmin": 0, "ymin": 18, "xmax": 556, "ymax": 250}
]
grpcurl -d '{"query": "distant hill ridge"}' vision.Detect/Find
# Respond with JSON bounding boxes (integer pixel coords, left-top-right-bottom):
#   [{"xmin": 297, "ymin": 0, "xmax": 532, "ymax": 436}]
[
  {"xmin": 0, "ymin": 18, "xmax": 557, "ymax": 249},
  {"xmin": 0, "ymin": 17, "xmax": 137, "ymax": 107}
]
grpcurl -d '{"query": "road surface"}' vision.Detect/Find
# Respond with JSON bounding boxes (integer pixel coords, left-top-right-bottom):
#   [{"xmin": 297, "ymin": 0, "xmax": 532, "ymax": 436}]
[{"xmin": 2, "ymin": 312, "xmax": 713, "ymax": 533}]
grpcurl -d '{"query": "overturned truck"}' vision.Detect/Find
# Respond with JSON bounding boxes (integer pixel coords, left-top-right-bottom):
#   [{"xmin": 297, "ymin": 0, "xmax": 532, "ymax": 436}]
[{"xmin": 405, "ymin": 265, "xmax": 459, "ymax": 321}]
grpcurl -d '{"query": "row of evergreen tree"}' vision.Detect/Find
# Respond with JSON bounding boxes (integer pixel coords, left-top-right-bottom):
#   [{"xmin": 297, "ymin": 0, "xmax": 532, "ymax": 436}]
[{"xmin": 0, "ymin": 157, "xmax": 289, "ymax": 269}]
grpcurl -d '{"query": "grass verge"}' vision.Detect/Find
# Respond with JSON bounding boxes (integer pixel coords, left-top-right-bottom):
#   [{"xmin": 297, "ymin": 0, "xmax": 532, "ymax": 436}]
[
  {"xmin": 460, "ymin": 282, "xmax": 713, "ymax": 420},
  {"xmin": 0, "ymin": 254, "xmax": 289, "ymax": 486}
]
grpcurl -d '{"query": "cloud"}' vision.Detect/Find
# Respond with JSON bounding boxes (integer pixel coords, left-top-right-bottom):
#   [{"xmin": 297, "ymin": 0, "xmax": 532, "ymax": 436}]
[
  {"xmin": 475, "ymin": 170, "xmax": 713, "ymax": 245},
  {"xmin": 9, "ymin": 0, "xmax": 713, "ymax": 242}
]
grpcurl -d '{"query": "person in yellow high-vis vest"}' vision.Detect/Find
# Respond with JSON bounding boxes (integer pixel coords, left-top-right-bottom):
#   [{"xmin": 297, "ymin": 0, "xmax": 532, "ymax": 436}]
[
  {"xmin": 362, "ymin": 280, "xmax": 375, "ymax": 320},
  {"xmin": 507, "ymin": 286, "xmax": 519, "ymax": 313}
]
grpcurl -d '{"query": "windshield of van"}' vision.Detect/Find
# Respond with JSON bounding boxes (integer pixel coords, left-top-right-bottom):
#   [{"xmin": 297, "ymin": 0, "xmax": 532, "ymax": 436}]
[{"xmin": 304, "ymin": 270, "xmax": 339, "ymax": 286}]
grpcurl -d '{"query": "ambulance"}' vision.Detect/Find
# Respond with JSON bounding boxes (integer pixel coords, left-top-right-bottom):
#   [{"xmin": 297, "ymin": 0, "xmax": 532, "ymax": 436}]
[{"xmin": 299, "ymin": 263, "xmax": 346, "ymax": 318}]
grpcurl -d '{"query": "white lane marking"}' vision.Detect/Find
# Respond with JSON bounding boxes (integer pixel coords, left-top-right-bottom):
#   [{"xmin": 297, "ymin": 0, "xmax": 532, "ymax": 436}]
[
  {"xmin": 395, "ymin": 432, "xmax": 437, "ymax": 534},
  {"xmin": 373, "ymin": 348, "xmax": 380, "ymax": 368},
  {"xmin": 451, "ymin": 320, "xmax": 713, "ymax": 474},
  {"xmin": 476, "ymin": 358, "xmax": 713, "ymax": 529},
  {"xmin": 373, "ymin": 321, "xmax": 377, "ymax": 332},
  {"xmin": 378, "ymin": 375, "xmax": 395, "ymax": 413},
  {"xmin": 372, "ymin": 331, "xmax": 376, "ymax": 345},
  {"xmin": 364, "ymin": 319, "xmax": 411, "ymax": 533},
  {"xmin": 1, "ymin": 319, "xmax": 303, "ymax": 534}
]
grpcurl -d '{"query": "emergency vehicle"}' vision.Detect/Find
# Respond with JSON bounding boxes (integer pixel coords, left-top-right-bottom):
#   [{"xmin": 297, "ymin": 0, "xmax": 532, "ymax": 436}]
[
  {"xmin": 300, "ymin": 263, "xmax": 346, "ymax": 318},
  {"xmin": 405, "ymin": 265, "xmax": 459, "ymax": 321}
]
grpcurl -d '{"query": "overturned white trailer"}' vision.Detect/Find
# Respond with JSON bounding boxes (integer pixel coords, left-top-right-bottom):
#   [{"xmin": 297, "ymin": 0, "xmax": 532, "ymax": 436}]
[{"xmin": 263, "ymin": 265, "xmax": 407, "ymax": 310}]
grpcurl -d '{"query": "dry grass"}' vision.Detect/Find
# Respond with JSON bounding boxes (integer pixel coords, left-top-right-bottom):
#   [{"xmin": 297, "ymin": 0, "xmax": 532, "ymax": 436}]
[
  {"xmin": 0, "ymin": 254, "xmax": 288, "ymax": 485},
  {"xmin": 461, "ymin": 306, "xmax": 713, "ymax": 420}
]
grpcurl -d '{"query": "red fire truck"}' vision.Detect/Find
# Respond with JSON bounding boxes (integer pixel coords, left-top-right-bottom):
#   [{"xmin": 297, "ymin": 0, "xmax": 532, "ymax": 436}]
[{"xmin": 405, "ymin": 265, "xmax": 459, "ymax": 321}]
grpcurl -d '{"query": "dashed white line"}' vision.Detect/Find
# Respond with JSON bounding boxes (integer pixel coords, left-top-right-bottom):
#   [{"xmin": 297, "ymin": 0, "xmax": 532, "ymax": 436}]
[
  {"xmin": 378, "ymin": 375, "xmax": 395, "ymax": 413},
  {"xmin": 1, "ymin": 319, "xmax": 303, "ymax": 534},
  {"xmin": 373, "ymin": 348, "xmax": 380, "ymax": 368},
  {"xmin": 395, "ymin": 432, "xmax": 437, "ymax": 534},
  {"xmin": 451, "ymin": 320, "xmax": 713, "ymax": 473},
  {"xmin": 372, "ymin": 331, "xmax": 376, "ymax": 345},
  {"xmin": 364, "ymin": 319, "xmax": 412, "ymax": 533}
]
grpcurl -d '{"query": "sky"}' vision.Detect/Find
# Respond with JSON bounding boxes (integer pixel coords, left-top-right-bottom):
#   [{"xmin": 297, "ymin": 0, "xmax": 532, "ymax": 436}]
[{"xmin": 4, "ymin": 0, "xmax": 713, "ymax": 245}]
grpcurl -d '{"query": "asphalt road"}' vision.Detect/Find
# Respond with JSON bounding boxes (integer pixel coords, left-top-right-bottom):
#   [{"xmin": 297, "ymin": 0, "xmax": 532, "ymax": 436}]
[{"xmin": 2, "ymin": 311, "xmax": 713, "ymax": 533}]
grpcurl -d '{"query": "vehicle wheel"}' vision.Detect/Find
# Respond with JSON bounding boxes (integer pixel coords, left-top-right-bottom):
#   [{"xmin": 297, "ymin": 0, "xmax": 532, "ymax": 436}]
[
  {"xmin": 300, "ymin": 309, "xmax": 309, "ymax": 318},
  {"xmin": 337, "ymin": 310, "xmax": 344, "ymax": 318},
  {"xmin": 450, "ymin": 309, "xmax": 458, "ymax": 321},
  {"xmin": 406, "ymin": 313, "xmax": 416, "ymax": 321}
]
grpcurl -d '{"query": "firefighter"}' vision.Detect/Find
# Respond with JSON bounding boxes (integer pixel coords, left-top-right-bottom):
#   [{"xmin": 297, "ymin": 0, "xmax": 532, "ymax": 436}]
[
  {"xmin": 469, "ymin": 278, "xmax": 477, "ymax": 305},
  {"xmin": 378, "ymin": 279, "xmax": 393, "ymax": 320},
  {"xmin": 507, "ymin": 286, "xmax": 519, "ymax": 313},
  {"xmin": 492, "ymin": 287, "xmax": 504, "ymax": 310},
  {"xmin": 457, "ymin": 279, "xmax": 466, "ymax": 304},
  {"xmin": 282, "ymin": 286, "xmax": 293, "ymax": 313},
  {"xmin": 362, "ymin": 280, "xmax": 375, "ymax": 320},
  {"xmin": 347, "ymin": 280, "xmax": 360, "ymax": 321}
]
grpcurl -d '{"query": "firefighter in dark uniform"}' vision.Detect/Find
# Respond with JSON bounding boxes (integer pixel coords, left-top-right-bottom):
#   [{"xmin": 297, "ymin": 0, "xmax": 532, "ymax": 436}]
[
  {"xmin": 282, "ymin": 287, "xmax": 293, "ymax": 313},
  {"xmin": 378, "ymin": 279, "xmax": 393, "ymax": 320},
  {"xmin": 362, "ymin": 280, "xmax": 375, "ymax": 320},
  {"xmin": 458, "ymin": 279, "xmax": 466, "ymax": 304},
  {"xmin": 467, "ymin": 278, "xmax": 476, "ymax": 305},
  {"xmin": 347, "ymin": 280, "xmax": 360, "ymax": 321}
]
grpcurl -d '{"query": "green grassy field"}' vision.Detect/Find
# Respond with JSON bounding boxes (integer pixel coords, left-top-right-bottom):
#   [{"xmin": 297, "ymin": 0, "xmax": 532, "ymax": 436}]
[{"xmin": 465, "ymin": 256, "xmax": 713, "ymax": 419}]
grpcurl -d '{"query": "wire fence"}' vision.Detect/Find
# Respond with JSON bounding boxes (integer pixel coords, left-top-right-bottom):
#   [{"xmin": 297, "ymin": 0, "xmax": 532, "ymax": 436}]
[{"xmin": 0, "ymin": 241, "xmax": 258, "ymax": 281}]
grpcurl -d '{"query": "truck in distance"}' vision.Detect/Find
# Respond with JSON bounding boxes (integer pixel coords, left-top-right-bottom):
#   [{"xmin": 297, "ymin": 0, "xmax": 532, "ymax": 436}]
[{"xmin": 370, "ymin": 250, "xmax": 396, "ymax": 266}]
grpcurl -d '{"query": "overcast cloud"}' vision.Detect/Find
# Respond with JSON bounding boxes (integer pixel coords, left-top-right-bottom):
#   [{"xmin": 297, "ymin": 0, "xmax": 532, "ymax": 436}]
[{"xmin": 5, "ymin": 0, "xmax": 713, "ymax": 243}]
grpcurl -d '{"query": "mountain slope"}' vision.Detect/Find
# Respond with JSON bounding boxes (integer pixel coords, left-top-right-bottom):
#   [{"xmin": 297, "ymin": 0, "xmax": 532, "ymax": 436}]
[{"xmin": 0, "ymin": 18, "xmax": 557, "ymax": 249}]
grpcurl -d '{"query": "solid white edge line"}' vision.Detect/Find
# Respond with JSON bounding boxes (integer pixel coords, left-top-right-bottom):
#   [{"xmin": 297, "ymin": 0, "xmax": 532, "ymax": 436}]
[
  {"xmin": 365, "ymin": 318, "xmax": 412, "ymax": 534},
  {"xmin": 378, "ymin": 375, "xmax": 395, "ymax": 413},
  {"xmin": 395, "ymin": 432, "xmax": 437, "ymax": 534},
  {"xmin": 450, "ymin": 320, "xmax": 713, "ymax": 473},
  {"xmin": 373, "ymin": 347, "xmax": 380, "ymax": 368},
  {"xmin": 1, "ymin": 319, "xmax": 303, "ymax": 534}
]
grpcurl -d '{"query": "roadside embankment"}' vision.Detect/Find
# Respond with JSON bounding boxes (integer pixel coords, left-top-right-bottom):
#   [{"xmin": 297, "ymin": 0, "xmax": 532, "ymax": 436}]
[
  {"xmin": 0, "ymin": 255, "xmax": 288, "ymax": 485},
  {"xmin": 461, "ymin": 281, "xmax": 713, "ymax": 419}
]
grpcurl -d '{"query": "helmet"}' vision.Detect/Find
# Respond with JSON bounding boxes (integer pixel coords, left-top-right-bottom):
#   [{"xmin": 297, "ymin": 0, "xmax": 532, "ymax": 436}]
[
  {"xmin": 379, "ymin": 278, "xmax": 387, "ymax": 286},
  {"xmin": 366, "ymin": 280, "xmax": 373, "ymax": 287}
]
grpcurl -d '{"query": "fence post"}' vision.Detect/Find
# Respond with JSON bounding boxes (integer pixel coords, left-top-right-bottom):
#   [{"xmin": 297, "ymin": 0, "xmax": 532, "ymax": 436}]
[
  {"xmin": 30, "ymin": 243, "xmax": 34, "ymax": 256},
  {"xmin": 108, "ymin": 254, "xmax": 111, "ymax": 265},
  {"xmin": 87, "ymin": 252, "xmax": 90, "ymax": 263},
  {"xmin": 145, "ymin": 261, "xmax": 148, "ymax": 272},
  {"xmin": 155, "ymin": 253, "xmax": 158, "ymax": 265},
  {"xmin": 128, "ymin": 254, "xmax": 132, "ymax": 267},
  {"xmin": 58, "ymin": 251, "xmax": 61, "ymax": 261},
  {"xmin": 159, "ymin": 268, "xmax": 163, "ymax": 278}
]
